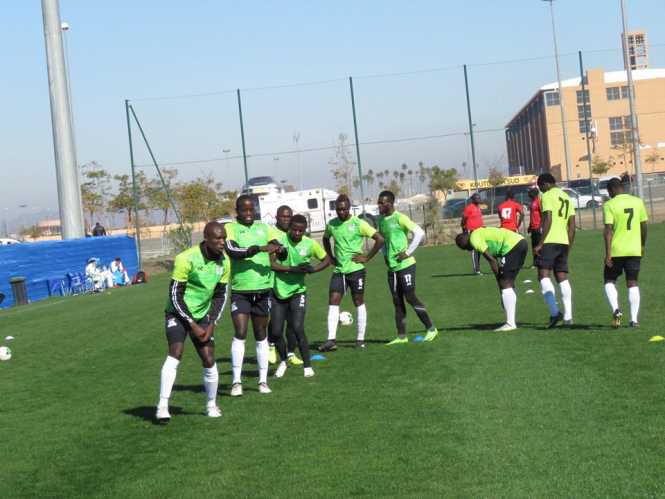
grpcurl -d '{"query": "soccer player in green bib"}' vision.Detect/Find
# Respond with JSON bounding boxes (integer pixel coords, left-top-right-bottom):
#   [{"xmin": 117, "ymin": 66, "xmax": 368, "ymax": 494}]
[
  {"xmin": 533, "ymin": 173, "xmax": 576, "ymax": 328},
  {"xmin": 268, "ymin": 205, "xmax": 304, "ymax": 367},
  {"xmin": 225, "ymin": 195, "xmax": 286, "ymax": 396},
  {"xmin": 318, "ymin": 194, "xmax": 384, "ymax": 351},
  {"xmin": 455, "ymin": 227, "xmax": 528, "ymax": 331},
  {"xmin": 602, "ymin": 178, "xmax": 648, "ymax": 327},
  {"xmin": 376, "ymin": 191, "xmax": 438, "ymax": 344},
  {"xmin": 270, "ymin": 214, "xmax": 331, "ymax": 377},
  {"xmin": 156, "ymin": 221, "xmax": 230, "ymax": 422}
]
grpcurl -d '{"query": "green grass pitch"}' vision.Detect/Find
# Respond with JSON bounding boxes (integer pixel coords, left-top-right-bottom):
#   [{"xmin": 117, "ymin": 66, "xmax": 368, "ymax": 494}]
[{"xmin": 1, "ymin": 226, "xmax": 665, "ymax": 498}]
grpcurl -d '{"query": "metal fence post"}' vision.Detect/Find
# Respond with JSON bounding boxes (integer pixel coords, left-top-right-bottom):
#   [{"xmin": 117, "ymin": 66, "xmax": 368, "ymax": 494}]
[{"xmin": 124, "ymin": 99, "xmax": 142, "ymax": 269}]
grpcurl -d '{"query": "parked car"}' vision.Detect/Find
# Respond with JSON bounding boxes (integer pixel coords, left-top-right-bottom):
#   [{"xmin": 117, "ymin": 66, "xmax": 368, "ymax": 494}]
[
  {"xmin": 561, "ymin": 187, "xmax": 605, "ymax": 209},
  {"xmin": 0, "ymin": 238, "xmax": 20, "ymax": 245},
  {"xmin": 442, "ymin": 198, "xmax": 467, "ymax": 218}
]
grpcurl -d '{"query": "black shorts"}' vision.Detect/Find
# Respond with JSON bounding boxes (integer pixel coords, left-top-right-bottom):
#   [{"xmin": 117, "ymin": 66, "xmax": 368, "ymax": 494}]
[
  {"xmin": 271, "ymin": 293, "xmax": 307, "ymax": 335},
  {"xmin": 604, "ymin": 256, "xmax": 641, "ymax": 282},
  {"xmin": 329, "ymin": 269, "xmax": 366, "ymax": 296},
  {"xmin": 388, "ymin": 264, "xmax": 417, "ymax": 297},
  {"xmin": 536, "ymin": 243, "xmax": 569, "ymax": 273},
  {"xmin": 499, "ymin": 240, "xmax": 527, "ymax": 280},
  {"xmin": 165, "ymin": 313, "xmax": 212, "ymax": 347},
  {"xmin": 230, "ymin": 290, "xmax": 272, "ymax": 317}
]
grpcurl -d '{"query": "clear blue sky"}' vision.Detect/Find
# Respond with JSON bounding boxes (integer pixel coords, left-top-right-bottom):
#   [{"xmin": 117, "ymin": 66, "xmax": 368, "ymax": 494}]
[{"xmin": 1, "ymin": 0, "xmax": 664, "ymax": 226}]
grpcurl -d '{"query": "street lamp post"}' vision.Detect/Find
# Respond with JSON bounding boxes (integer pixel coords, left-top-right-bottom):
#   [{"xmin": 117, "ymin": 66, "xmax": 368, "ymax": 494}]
[
  {"xmin": 542, "ymin": 0, "xmax": 573, "ymax": 183},
  {"xmin": 620, "ymin": 0, "xmax": 644, "ymax": 198},
  {"xmin": 222, "ymin": 148, "xmax": 231, "ymax": 171}
]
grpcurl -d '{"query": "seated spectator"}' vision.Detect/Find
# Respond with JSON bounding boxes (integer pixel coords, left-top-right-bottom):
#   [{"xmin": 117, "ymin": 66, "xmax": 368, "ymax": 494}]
[
  {"xmin": 110, "ymin": 257, "xmax": 131, "ymax": 286},
  {"xmin": 92, "ymin": 222, "xmax": 107, "ymax": 237},
  {"xmin": 85, "ymin": 258, "xmax": 114, "ymax": 291}
]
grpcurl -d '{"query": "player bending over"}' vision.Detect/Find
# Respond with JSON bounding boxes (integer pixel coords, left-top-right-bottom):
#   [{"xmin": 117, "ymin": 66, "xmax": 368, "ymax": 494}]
[
  {"xmin": 225, "ymin": 195, "xmax": 286, "ymax": 396},
  {"xmin": 376, "ymin": 190, "xmax": 438, "ymax": 344},
  {"xmin": 533, "ymin": 173, "xmax": 576, "ymax": 328},
  {"xmin": 602, "ymin": 178, "xmax": 648, "ymax": 328},
  {"xmin": 319, "ymin": 194, "xmax": 384, "ymax": 351},
  {"xmin": 156, "ymin": 221, "xmax": 229, "ymax": 422},
  {"xmin": 268, "ymin": 205, "xmax": 303, "ymax": 367},
  {"xmin": 456, "ymin": 227, "xmax": 528, "ymax": 331},
  {"xmin": 270, "ymin": 214, "xmax": 331, "ymax": 377}
]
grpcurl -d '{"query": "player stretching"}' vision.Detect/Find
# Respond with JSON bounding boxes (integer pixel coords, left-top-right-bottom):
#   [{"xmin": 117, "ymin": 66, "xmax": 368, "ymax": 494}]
[
  {"xmin": 602, "ymin": 178, "xmax": 648, "ymax": 328},
  {"xmin": 270, "ymin": 214, "xmax": 331, "ymax": 377},
  {"xmin": 533, "ymin": 173, "xmax": 575, "ymax": 328},
  {"xmin": 497, "ymin": 189, "xmax": 524, "ymax": 232},
  {"xmin": 156, "ymin": 221, "xmax": 229, "ymax": 422},
  {"xmin": 376, "ymin": 191, "xmax": 438, "ymax": 345},
  {"xmin": 455, "ymin": 227, "xmax": 528, "ymax": 331},
  {"xmin": 318, "ymin": 194, "xmax": 384, "ymax": 351},
  {"xmin": 225, "ymin": 195, "xmax": 286, "ymax": 396},
  {"xmin": 268, "ymin": 205, "xmax": 303, "ymax": 367}
]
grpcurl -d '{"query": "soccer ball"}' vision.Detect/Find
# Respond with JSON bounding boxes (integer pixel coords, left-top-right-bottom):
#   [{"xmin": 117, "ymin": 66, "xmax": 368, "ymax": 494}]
[
  {"xmin": 339, "ymin": 311, "xmax": 354, "ymax": 326},
  {"xmin": 0, "ymin": 346, "xmax": 12, "ymax": 361}
]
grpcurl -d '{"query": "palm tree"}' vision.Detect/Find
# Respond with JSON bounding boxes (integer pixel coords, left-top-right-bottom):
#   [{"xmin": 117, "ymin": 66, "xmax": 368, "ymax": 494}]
[
  {"xmin": 407, "ymin": 169, "xmax": 414, "ymax": 196},
  {"xmin": 418, "ymin": 161, "xmax": 426, "ymax": 193},
  {"xmin": 393, "ymin": 170, "xmax": 399, "ymax": 180}
]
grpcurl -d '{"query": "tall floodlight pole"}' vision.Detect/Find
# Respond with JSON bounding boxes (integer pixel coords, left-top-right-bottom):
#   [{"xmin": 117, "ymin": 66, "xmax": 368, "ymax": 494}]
[
  {"xmin": 620, "ymin": 0, "xmax": 644, "ymax": 198},
  {"xmin": 543, "ymin": 0, "xmax": 573, "ymax": 183},
  {"xmin": 463, "ymin": 65, "xmax": 479, "ymax": 190},
  {"xmin": 348, "ymin": 77, "xmax": 366, "ymax": 213},
  {"xmin": 41, "ymin": 0, "xmax": 84, "ymax": 238},
  {"xmin": 236, "ymin": 89, "xmax": 249, "ymax": 186}
]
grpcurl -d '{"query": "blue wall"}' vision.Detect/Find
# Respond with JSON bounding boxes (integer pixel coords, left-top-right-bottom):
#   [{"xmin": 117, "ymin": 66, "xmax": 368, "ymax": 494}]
[{"xmin": 0, "ymin": 236, "xmax": 138, "ymax": 308}]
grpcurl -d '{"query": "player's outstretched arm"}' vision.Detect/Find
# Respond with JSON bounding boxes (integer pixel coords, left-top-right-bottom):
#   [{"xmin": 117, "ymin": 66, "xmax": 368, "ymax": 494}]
[{"xmin": 225, "ymin": 239, "xmax": 261, "ymax": 260}]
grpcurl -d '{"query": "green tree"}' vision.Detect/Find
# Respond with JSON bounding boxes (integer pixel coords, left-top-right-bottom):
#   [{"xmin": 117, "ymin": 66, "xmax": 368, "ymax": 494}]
[
  {"xmin": 387, "ymin": 179, "xmax": 401, "ymax": 197},
  {"xmin": 80, "ymin": 161, "xmax": 111, "ymax": 229},
  {"xmin": 429, "ymin": 166, "xmax": 459, "ymax": 196},
  {"xmin": 145, "ymin": 168, "xmax": 179, "ymax": 227},
  {"xmin": 175, "ymin": 176, "xmax": 236, "ymax": 224},
  {"xmin": 591, "ymin": 155, "xmax": 610, "ymax": 176},
  {"xmin": 487, "ymin": 167, "xmax": 505, "ymax": 214}
]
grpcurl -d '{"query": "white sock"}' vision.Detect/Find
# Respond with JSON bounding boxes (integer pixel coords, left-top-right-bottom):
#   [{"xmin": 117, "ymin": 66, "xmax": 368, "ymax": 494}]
[
  {"xmin": 231, "ymin": 337, "xmax": 245, "ymax": 384},
  {"xmin": 604, "ymin": 282, "xmax": 619, "ymax": 312},
  {"xmin": 327, "ymin": 305, "xmax": 340, "ymax": 340},
  {"xmin": 629, "ymin": 286, "xmax": 640, "ymax": 323},
  {"xmin": 501, "ymin": 288, "xmax": 517, "ymax": 327},
  {"xmin": 559, "ymin": 280, "xmax": 572, "ymax": 321},
  {"xmin": 158, "ymin": 356, "xmax": 180, "ymax": 407},
  {"xmin": 356, "ymin": 304, "xmax": 367, "ymax": 341},
  {"xmin": 256, "ymin": 338, "xmax": 269, "ymax": 384},
  {"xmin": 540, "ymin": 278, "xmax": 559, "ymax": 317},
  {"xmin": 203, "ymin": 364, "xmax": 219, "ymax": 405}
]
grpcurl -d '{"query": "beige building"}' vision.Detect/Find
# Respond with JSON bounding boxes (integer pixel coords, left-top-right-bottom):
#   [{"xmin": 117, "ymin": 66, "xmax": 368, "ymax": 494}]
[{"xmin": 505, "ymin": 67, "xmax": 665, "ymax": 181}]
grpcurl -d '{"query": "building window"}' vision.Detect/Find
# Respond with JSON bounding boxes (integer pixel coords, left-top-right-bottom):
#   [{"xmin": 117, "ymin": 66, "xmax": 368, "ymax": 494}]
[
  {"xmin": 307, "ymin": 198, "xmax": 318, "ymax": 209},
  {"xmin": 609, "ymin": 116, "xmax": 623, "ymax": 131},
  {"xmin": 607, "ymin": 87, "xmax": 621, "ymax": 100},
  {"xmin": 607, "ymin": 86, "xmax": 631, "ymax": 100},
  {"xmin": 579, "ymin": 120, "xmax": 591, "ymax": 134},
  {"xmin": 545, "ymin": 91, "xmax": 560, "ymax": 106},
  {"xmin": 577, "ymin": 104, "xmax": 591, "ymax": 120},
  {"xmin": 576, "ymin": 90, "xmax": 589, "ymax": 104}
]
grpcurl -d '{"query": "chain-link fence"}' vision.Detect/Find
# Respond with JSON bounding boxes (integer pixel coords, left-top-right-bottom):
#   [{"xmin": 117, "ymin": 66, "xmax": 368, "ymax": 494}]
[{"xmin": 122, "ymin": 43, "xmax": 665, "ymax": 262}]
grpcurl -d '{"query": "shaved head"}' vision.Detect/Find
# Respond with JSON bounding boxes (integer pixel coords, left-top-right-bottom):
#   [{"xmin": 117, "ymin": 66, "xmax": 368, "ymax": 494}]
[{"xmin": 204, "ymin": 221, "xmax": 225, "ymax": 238}]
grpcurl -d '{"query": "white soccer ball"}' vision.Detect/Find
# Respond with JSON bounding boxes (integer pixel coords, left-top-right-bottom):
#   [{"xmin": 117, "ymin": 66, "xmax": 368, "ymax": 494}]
[
  {"xmin": 339, "ymin": 311, "xmax": 354, "ymax": 326},
  {"xmin": 0, "ymin": 346, "xmax": 12, "ymax": 361}
]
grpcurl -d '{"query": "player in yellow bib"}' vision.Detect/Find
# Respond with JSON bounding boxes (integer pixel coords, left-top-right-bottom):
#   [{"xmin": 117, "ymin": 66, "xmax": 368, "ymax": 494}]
[
  {"xmin": 224, "ymin": 195, "xmax": 286, "ymax": 396},
  {"xmin": 377, "ymin": 191, "xmax": 438, "ymax": 344},
  {"xmin": 270, "ymin": 214, "xmax": 331, "ymax": 378},
  {"xmin": 456, "ymin": 227, "xmax": 528, "ymax": 331},
  {"xmin": 319, "ymin": 194, "xmax": 384, "ymax": 351},
  {"xmin": 533, "ymin": 173, "xmax": 576, "ymax": 328},
  {"xmin": 602, "ymin": 178, "xmax": 648, "ymax": 327},
  {"xmin": 156, "ymin": 221, "xmax": 230, "ymax": 422}
]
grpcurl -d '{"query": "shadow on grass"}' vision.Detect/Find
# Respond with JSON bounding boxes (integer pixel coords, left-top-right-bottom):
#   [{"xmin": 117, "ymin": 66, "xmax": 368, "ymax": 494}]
[
  {"xmin": 430, "ymin": 273, "xmax": 483, "ymax": 278},
  {"xmin": 445, "ymin": 322, "xmax": 611, "ymax": 332},
  {"xmin": 122, "ymin": 405, "xmax": 197, "ymax": 424},
  {"xmin": 309, "ymin": 339, "xmax": 389, "ymax": 350}
]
